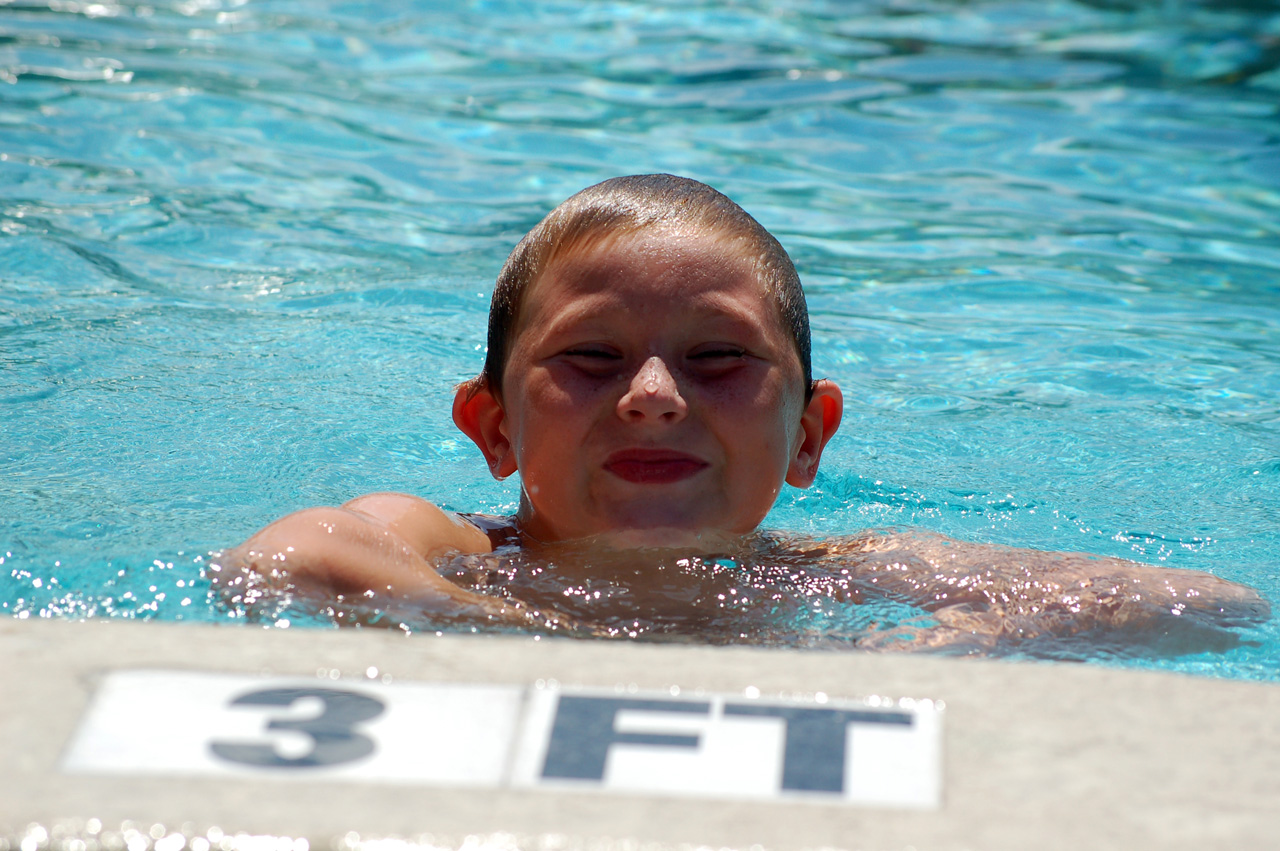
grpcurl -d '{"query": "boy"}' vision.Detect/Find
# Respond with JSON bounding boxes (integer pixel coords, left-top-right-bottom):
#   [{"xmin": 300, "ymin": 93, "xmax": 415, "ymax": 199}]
[{"xmin": 220, "ymin": 175, "xmax": 1265, "ymax": 648}]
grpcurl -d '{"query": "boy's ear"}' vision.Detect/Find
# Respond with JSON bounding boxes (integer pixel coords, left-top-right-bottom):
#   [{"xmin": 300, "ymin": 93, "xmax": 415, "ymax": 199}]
[
  {"xmin": 786, "ymin": 379, "xmax": 843, "ymax": 489},
  {"xmin": 452, "ymin": 379, "xmax": 518, "ymax": 480}
]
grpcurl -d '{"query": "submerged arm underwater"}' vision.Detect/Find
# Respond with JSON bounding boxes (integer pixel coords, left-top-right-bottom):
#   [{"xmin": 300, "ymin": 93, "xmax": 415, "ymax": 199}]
[{"xmin": 821, "ymin": 531, "xmax": 1271, "ymax": 653}]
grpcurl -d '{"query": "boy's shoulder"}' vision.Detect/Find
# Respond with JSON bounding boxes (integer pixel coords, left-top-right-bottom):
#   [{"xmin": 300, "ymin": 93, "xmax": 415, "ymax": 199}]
[{"xmin": 341, "ymin": 492, "xmax": 516, "ymax": 557}]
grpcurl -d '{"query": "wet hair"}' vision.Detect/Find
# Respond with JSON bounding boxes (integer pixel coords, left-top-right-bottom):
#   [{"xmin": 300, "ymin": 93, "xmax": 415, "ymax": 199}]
[{"xmin": 478, "ymin": 173, "xmax": 812, "ymax": 399}]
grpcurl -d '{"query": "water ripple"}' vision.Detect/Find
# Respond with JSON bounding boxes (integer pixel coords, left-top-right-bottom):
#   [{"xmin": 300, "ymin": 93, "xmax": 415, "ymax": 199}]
[{"xmin": 1, "ymin": 0, "xmax": 1278, "ymax": 677}]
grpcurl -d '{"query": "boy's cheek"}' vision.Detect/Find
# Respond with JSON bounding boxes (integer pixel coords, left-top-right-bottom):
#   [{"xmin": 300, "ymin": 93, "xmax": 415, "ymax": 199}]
[{"xmin": 536, "ymin": 366, "xmax": 621, "ymax": 404}]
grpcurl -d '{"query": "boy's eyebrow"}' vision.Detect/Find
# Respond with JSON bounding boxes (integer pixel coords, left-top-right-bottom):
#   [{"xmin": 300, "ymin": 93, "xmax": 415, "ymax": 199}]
[{"xmin": 533, "ymin": 295, "xmax": 779, "ymax": 343}]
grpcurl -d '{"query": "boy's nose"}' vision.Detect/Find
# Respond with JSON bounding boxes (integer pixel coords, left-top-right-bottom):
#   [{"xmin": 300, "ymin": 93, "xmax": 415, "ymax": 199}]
[{"xmin": 618, "ymin": 356, "xmax": 688, "ymax": 423}]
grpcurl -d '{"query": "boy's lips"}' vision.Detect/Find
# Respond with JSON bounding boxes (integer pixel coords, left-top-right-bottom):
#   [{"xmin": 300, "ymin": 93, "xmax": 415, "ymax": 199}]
[{"xmin": 603, "ymin": 449, "xmax": 709, "ymax": 484}]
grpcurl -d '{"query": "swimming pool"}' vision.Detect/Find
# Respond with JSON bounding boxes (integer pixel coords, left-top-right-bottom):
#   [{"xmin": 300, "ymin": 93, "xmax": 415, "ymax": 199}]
[{"xmin": 2, "ymin": 0, "xmax": 1277, "ymax": 679}]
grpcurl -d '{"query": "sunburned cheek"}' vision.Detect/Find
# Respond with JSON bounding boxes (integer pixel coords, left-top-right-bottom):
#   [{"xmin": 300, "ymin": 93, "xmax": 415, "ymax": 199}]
[
  {"xmin": 729, "ymin": 387, "xmax": 805, "ymax": 450},
  {"xmin": 718, "ymin": 364, "xmax": 801, "ymax": 408},
  {"xmin": 527, "ymin": 371, "xmax": 597, "ymax": 411}
]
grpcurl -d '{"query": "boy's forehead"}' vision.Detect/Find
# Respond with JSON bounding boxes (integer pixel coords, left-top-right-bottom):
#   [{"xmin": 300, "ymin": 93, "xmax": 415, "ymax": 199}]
[{"xmin": 531, "ymin": 227, "xmax": 771, "ymax": 309}]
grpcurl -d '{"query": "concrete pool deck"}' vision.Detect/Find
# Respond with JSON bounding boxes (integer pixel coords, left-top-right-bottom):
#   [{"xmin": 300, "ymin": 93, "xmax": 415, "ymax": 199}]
[{"xmin": 4, "ymin": 617, "xmax": 1279, "ymax": 851}]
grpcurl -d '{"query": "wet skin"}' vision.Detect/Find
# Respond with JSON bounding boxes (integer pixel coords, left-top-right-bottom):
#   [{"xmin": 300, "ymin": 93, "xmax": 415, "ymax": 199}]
[{"xmin": 454, "ymin": 227, "xmax": 842, "ymax": 547}]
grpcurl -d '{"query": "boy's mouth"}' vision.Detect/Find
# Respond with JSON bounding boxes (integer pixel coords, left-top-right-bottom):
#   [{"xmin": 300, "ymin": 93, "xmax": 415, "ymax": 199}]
[{"xmin": 604, "ymin": 449, "xmax": 709, "ymax": 484}]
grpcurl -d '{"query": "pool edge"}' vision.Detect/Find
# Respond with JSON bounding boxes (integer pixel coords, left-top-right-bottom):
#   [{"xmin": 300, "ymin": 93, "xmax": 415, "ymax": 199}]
[{"xmin": 4, "ymin": 617, "xmax": 1279, "ymax": 850}]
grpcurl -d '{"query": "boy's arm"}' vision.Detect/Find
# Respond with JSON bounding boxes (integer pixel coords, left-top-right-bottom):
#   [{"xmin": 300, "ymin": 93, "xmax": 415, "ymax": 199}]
[
  {"xmin": 828, "ymin": 530, "xmax": 1268, "ymax": 648},
  {"xmin": 217, "ymin": 492, "xmax": 500, "ymax": 609}
]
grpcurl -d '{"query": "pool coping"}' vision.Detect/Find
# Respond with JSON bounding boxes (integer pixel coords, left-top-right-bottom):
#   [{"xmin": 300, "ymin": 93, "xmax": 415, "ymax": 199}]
[{"xmin": 4, "ymin": 617, "xmax": 1279, "ymax": 850}]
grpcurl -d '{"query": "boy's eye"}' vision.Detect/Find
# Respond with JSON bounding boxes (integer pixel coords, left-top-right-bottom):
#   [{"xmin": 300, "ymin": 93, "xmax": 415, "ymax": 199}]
[
  {"xmin": 559, "ymin": 347, "xmax": 625, "ymax": 374},
  {"xmin": 564, "ymin": 347, "xmax": 622, "ymax": 360},
  {"xmin": 690, "ymin": 347, "xmax": 747, "ymax": 361},
  {"xmin": 687, "ymin": 346, "xmax": 751, "ymax": 376}
]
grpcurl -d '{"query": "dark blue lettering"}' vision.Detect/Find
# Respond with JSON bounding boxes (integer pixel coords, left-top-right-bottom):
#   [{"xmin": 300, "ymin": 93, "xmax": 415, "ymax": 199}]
[
  {"xmin": 724, "ymin": 703, "xmax": 912, "ymax": 793},
  {"xmin": 541, "ymin": 695, "xmax": 710, "ymax": 780},
  {"xmin": 209, "ymin": 687, "xmax": 385, "ymax": 769}
]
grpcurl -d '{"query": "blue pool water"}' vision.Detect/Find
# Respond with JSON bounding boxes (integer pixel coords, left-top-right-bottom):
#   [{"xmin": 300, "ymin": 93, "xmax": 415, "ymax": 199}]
[{"xmin": 2, "ymin": 0, "xmax": 1278, "ymax": 678}]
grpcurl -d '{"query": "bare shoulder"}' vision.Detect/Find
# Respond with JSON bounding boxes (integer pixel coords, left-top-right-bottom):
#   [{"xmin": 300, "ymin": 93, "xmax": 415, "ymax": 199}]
[
  {"xmin": 219, "ymin": 492, "xmax": 495, "ymax": 595},
  {"xmin": 341, "ymin": 492, "xmax": 497, "ymax": 557}
]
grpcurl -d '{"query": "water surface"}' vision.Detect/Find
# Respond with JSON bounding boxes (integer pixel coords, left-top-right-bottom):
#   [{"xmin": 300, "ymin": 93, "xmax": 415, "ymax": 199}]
[{"xmin": 2, "ymin": 0, "xmax": 1278, "ymax": 678}]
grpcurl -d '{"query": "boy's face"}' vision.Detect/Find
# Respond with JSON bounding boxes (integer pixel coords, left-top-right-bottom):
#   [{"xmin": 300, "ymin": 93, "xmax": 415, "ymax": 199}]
[{"xmin": 456, "ymin": 227, "xmax": 841, "ymax": 546}]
